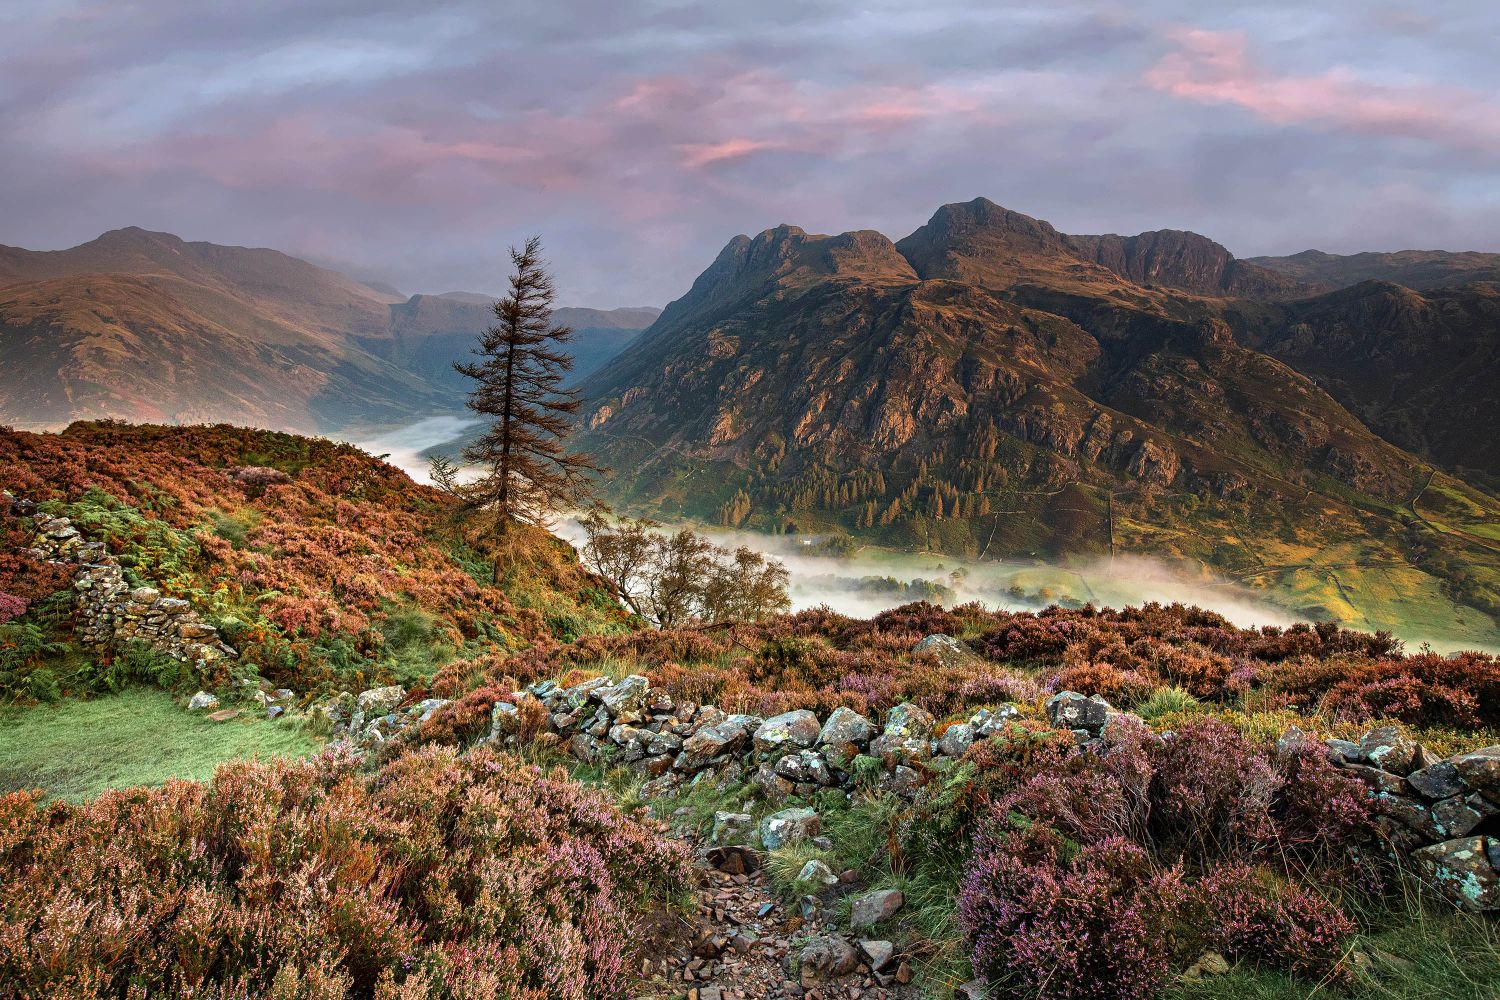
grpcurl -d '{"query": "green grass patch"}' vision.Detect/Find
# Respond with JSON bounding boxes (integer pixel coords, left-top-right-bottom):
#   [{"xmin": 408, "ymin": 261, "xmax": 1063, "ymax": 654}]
[{"xmin": 0, "ymin": 688, "xmax": 323, "ymax": 802}]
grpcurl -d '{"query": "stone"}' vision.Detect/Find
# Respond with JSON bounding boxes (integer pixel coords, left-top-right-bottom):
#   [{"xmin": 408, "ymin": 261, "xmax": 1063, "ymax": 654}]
[
  {"xmin": 754, "ymin": 709, "xmax": 822, "ymax": 753},
  {"xmin": 871, "ymin": 702, "xmax": 934, "ymax": 762},
  {"xmin": 759, "ymin": 807, "xmax": 820, "ymax": 850},
  {"xmin": 798, "ymin": 936, "xmax": 857, "ymax": 979},
  {"xmin": 913, "ymin": 633, "xmax": 978, "ymax": 668},
  {"xmin": 970, "ymin": 705, "xmax": 1021, "ymax": 738},
  {"xmin": 129, "ymin": 586, "xmax": 160, "ymax": 604},
  {"xmin": 1407, "ymin": 760, "xmax": 1466, "ymax": 800},
  {"xmin": 676, "ymin": 715, "xmax": 755, "ymax": 771},
  {"xmin": 598, "ymin": 674, "xmax": 650, "ymax": 721},
  {"xmin": 1450, "ymin": 747, "xmax": 1500, "ymax": 797},
  {"xmin": 207, "ymin": 709, "xmax": 241, "ymax": 723},
  {"xmin": 1182, "ymin": 951, "xmax": 1231, "ymax": 980},
  {"xmin": 490, "ymin": 701, "xmax": 520, "ymax": 740},
  {"xmin": 1046, "ymin": 691, "xmax": 1111, "ymax": 733},
  {"xmin": 1359, "ymin": 726, "xmax": 1422, "ymax": 776},
  {"xmin": 355, "ymin": 685, "xmax": 405, "ymax": 717},
  {"xmin": 706, "ymin": 845, "xmax": 761, "ymax": 875},
  {"xmin": 820, "ymin": 705, "xmax": 876, "ymax": 746},
  {"xmin": 187, "ymin": 690, "xmax": 219, "ymax": 711},
  {"xmin": 1412, "ymin": 837, "xmax": 1500, "ymax": 912},
  {"xmin": 266, "ymin": 704, "xmax": 284, "ymax": 720},
  {"xmin": 1341, "ymin": 763, "xmax": 1411, "ymax": 796},
  {"xmin": 858, "ymin": 939, "xmax": 896, "ymax": 971},
  {"xmin": 955, "ymin": 980, "xmax": 990, "ymax": 1000},
  {"xmin": 850, "ymin": 888, "xmax": 904, "ymax": 928},
  {"xmin": 877, "ymin": 765, "xmax": 923, "ymax": 796},
  {"xmin": 775, "ymin": 749, "xmax": 834, "ymax": 785},
  {"xmin": 938, "ymin": 722, "xmax": 975, "ymax": 758},
  {"xmin": 1374, "ymin": 793, "xmax": 1442, "ymax": 839},
  {"xmin": 1432, "ymin": 794, "xmax": 1498, "ymax": 839},
  {"xmin": 751, "ymin": 762, "xmax": 795, "ymax": 802},
  {"xmin": 797, "ymin": 859, "xmax": 839, "ymax": 886}
]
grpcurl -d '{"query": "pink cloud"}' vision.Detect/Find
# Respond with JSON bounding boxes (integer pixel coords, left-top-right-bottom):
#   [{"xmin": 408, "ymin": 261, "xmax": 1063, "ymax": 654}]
[
  {"xmin": 680, "ymin": 138, "xmax": 784, "ymax": 169},
  {"xmin": 1146, "ymin": 28, "xmax": 1500, "ymax": 155}
]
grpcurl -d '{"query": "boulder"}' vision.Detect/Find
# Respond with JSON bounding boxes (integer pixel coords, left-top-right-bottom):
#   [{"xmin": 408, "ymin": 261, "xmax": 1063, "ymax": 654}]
[
  {"xmin": 1360, "ymin": 727, "xmax": 1422, "ymax": 776},
  {"xmin": 799, "ymin": 936, "xmax": 858, "ymax": 979},
  {"xmin": 774, "ymin": 749, "xmax": 834, "ymax": 785},
  {"xmin": 187, "ymin": 691, "xmax": 219, "ymax": 711},
  {"xmin": 871, "ymin": 702, "xmax": 935, "ymax": 762},
  {"xmin": 913, "ymin": 633, "xmax": 978, "ymax": 668},
  {"xmin": 598, "ymin": 674, "xmax": 650, "ymax": 721},
  {"xmin": 759, "ymin": 807, "xmax": 820, "ymax": 850},
  {"xmin": 1450, "ymin": 747, "xmax": 1500, "ymax": 797},
  {"xmin": 675, "ymin": 715, "xmax": 754, "ymax": 772},
  {"xmin": 1046, "ymin": 691, "xmax": 1111, "ymax": 733},
  {"xmin": 938, "ymin": 722, "xmax": 975, "ymax": 758},
  {"xmin": 1412, "ymin": 837, "xmax": 1500, "ymax": 912},
  {"xmin": 754, "ymin": 709, "xmax": 822, "ymax": 753},
  {"xmin": 955, "ymin": 980, "xmax": 990, "ymax": 1000},
  {"xmin": 820, "ymin": 706, "xmax": 876, "ymax": 746},
  {"xmin": 850, "ymin": 888, "xmax": 904, "ymax": 928}
]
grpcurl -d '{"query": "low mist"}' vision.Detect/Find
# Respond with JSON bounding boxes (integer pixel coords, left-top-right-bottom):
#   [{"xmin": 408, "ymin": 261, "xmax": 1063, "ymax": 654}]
[{"xmin": 553, "ymin": 518, "xmax": 1305, "ymax": 631}]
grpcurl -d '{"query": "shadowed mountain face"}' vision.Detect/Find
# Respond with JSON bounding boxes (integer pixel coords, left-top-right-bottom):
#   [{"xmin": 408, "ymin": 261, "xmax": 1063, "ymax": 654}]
[
  {"xmin": 0, "ymin": 229, "xmax": 655, "ymax": 432},
  {"xmin": 578, "ymin": 198, "xmax": 1500, "ymax": 641}
]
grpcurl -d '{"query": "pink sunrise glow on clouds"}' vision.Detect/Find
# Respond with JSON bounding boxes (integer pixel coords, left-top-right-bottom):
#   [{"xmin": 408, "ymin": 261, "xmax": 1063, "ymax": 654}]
[{"xmin": 2, "ymin": 2, "xmax": 1498, "ymax": 305}]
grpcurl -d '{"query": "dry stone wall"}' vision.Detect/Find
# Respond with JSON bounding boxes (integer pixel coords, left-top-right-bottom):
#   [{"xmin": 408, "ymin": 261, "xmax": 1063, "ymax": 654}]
[{"xmin": 15, "ymin": 500, "xmax": 237, "ymax": 675}]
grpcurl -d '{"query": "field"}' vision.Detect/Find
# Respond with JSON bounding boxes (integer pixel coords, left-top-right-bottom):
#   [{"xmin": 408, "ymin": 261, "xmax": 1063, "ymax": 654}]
[{"xmin": 0, "ymin": 687, "xmax": 322, "ymax": 801}]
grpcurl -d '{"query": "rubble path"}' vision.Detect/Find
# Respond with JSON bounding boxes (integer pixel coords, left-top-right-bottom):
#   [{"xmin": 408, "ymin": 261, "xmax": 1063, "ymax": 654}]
[{"xmin": 638, "ymin": 843, "xmax": 924, "ymax": 1000}]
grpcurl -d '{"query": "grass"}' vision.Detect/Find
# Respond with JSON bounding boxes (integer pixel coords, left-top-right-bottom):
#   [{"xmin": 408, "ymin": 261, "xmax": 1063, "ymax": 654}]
[{"xmin": 0, "ymin": 687, "xmax": 324, "ymax": 802}]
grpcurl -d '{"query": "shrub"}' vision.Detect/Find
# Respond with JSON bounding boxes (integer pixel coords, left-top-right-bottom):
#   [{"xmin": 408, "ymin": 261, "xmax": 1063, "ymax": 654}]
[
  {"xmin": 0, "ymin": 744, "xmax": 690, "ymax": 998},
  {"xmin": 0, "ymin": 591, "xmax": 25, "ymax": 625},
  {"xmin": 959, "ymin": 825, "xmax": 1186, "ymax": 1000},
  {"xmin": 1187, "ymin": 863, "xmax": 1355, "ymax": 979}
]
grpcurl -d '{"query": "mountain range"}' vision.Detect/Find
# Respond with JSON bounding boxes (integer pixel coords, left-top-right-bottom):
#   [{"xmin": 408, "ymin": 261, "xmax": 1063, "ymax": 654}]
[
  {"xmin": 577, "ymin": 198, "xmax": 1500, "ymax": 643},
  {"xmin": 0, "ymin": 227, "xmax": 657, "ymax": 432}
]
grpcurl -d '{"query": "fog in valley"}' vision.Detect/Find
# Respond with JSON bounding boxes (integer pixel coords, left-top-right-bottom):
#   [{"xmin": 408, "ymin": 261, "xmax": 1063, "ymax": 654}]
[{"xmin": 356, "ymin": 418, "xmax": 1500, "ymax": 648}]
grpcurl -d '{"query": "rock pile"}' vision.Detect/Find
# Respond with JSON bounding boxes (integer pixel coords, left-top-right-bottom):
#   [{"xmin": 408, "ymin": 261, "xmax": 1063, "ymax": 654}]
[
  {"xmin": 313, "ymin": 684, "xmax": 450, "ymax": 747},
  {"xmin": 21, "ymin": 507, "xmax": 237, "ymax": 674},
  {"xmin": 1325, "ymin": 727, "xmax": 1500, "ymax": 912}
]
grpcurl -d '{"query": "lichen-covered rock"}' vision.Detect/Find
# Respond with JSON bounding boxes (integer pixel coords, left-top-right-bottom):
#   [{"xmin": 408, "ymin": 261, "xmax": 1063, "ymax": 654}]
[
  {"xmin": 187, "ymin": 691, "xmax": 219, "ymax": 711},
  {"xmin": 774, "ymin": 749, "xmax": 834, "ymax": 785},
  {"xmin": 597, "ymin": 674, "xmax": 650, "ymax": 722},
  {"xmin": 1432, "ymin": 795, "xmax": 1498, "ymax": 839},
  {"xmin": 1046, "ymin": 691, "xmax": 1111, "ymax": 733},
  {"xmin": 912, "ymin": 633, "xmax": 979, "ymax": 668},
  {"xmin": 1450, "ymin": 747, "xmax": 1500, "ymax": 798},
  {"xmin": 871, "ymin": 702, "xmax": 934, "ymax": 762},
  {"xmin": 1412, "ymin": 837, "xmax": 1500, "ymax": 912},
  {"xmin": 1360, "ymin": 726, "xmax": 1422, "ymax": 776},
  {"xmin": 676, "ymin": 714, "xmax": 756, "ymax": 772},
  {"xmin": 759, "ymin": 807, "xmax": 820, "ymax": 850},
  {"xmin": 970, "ymin": 704, "xmax": 1021, "ymax": 738},
  {"xmin": 819, "ymin": 705, "xmax": 875, "ymax": 746},
  {"xmin": 938, "ymin": 722, "xmax": 975, "ymax": 757},
  {"xmin": 1407, "ymin": 760, "xmax": 1466, "ymax": 800},
  {"xmin": 754, "ymin": 709, "xmax": 821, "ymax": 753}
]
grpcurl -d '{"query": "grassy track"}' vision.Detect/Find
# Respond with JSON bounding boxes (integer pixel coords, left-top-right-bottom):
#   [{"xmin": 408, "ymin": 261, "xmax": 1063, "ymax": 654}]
[{"xmin": 0, "ymin": 688, "xmax": 323, "ymax": 802}]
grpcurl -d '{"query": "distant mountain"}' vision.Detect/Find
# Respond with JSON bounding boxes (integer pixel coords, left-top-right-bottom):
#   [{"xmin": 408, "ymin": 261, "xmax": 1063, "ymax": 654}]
[
  {"xmin": 0, "ymin": 229, "xmax": 654, "ymax": 431},
  {"xmin": 1248, "ymin": 248, "xmax": 1500, "ymax": 292},
  {"xmin": 578, "ymin": 198, "xmax": 1500, "ymax": 642},
  {"xmin": 384, "ymin": 293, "xmax": 658, "ymax": 391}
]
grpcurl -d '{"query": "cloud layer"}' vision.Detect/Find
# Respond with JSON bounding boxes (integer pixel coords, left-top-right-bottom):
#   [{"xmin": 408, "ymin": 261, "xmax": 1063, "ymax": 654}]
[{"xmin": 3, "ymin": 1, "xmax": 1498, "ymax": 305}]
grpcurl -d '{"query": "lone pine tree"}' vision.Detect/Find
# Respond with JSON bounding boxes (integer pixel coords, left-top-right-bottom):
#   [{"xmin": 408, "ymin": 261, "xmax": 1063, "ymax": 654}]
[{"xmin": 454, "ymin": 236, "xmax": 597, "ymax": 579}]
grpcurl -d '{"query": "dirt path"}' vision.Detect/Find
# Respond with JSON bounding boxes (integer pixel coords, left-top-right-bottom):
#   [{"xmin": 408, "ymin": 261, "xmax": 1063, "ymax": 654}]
[{"xmin": 637, "ymin": 843, "xmax": 923, "ymax": 1000}]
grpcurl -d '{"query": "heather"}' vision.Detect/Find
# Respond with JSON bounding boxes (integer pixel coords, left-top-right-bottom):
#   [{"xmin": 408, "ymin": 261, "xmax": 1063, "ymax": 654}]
[
  {"xmin": 0, "ymin": 743, "xmax": 691, "ymax": 999},
  {"xmin": 0, "ymin": 421, "xmax": 624, "ymax": 699}
]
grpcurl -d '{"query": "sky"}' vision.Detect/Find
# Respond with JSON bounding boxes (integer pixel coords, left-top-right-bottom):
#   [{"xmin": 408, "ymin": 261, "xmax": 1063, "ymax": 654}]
[{"xmin": 4, "ymin": 1, "xmax": 1499, "ymax": 307}]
